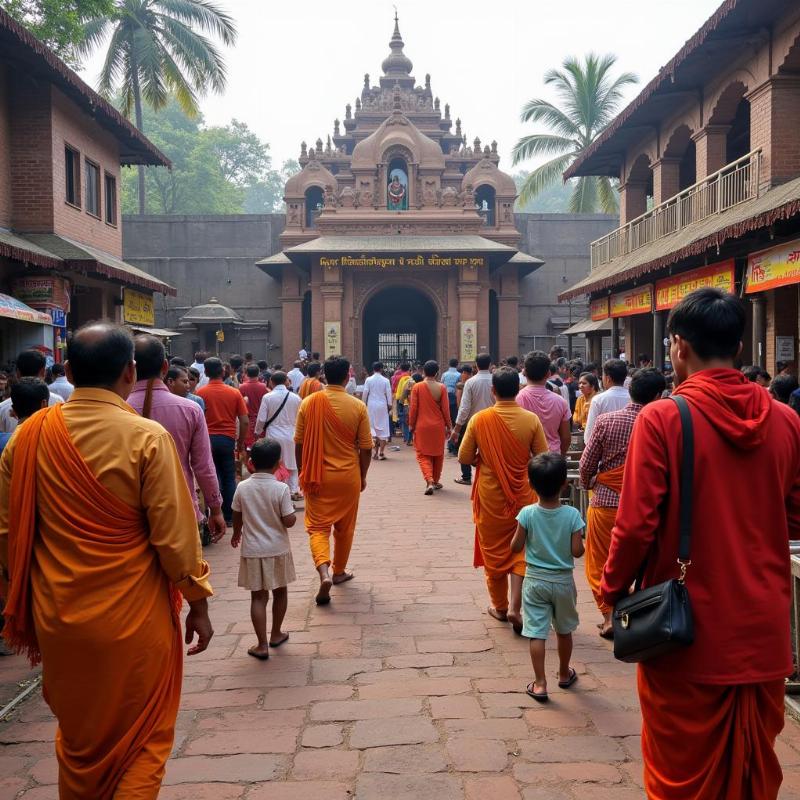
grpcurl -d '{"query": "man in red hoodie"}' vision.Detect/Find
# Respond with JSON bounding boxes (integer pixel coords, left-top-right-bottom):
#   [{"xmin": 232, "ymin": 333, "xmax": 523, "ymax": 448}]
[{"xmin": 602, "ymin": 288, "xmax": 800, "ymax": 799}]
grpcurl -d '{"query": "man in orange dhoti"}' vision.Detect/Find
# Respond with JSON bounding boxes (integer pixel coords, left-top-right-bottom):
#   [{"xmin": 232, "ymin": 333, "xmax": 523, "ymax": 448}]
[
  {"xmin": 579, "ymin": 368, "xmax": 665, "ymax": 638},
  {"xmin": 295, "ymin": 356, "xmax": 373, "ymax": 605},
  {"xmin": 408, "ymin": 360, "xmax": 452, "ymax": 495},
  {"xmin": 298, "ymin": 361, "xmax": 324, "ymax": 399},
  {"xmin": 459, "ymin": 367, "xmax": 548, "ymax": 632},
  {"xmin": 0, "ymin": 323, "xmax": 213, "ymax": 800}
]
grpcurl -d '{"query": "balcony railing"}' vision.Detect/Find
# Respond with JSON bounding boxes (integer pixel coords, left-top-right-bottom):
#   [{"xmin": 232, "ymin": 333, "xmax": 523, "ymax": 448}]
[{"xmin": 590, "ymin": 149, "xmax": 762, "ymax": 270}]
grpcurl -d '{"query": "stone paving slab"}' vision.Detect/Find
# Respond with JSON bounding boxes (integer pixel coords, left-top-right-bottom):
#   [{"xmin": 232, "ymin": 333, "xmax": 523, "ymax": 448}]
[{"xmin": 2, "ymin": 443, "xmax": 800, "ymax": 798}]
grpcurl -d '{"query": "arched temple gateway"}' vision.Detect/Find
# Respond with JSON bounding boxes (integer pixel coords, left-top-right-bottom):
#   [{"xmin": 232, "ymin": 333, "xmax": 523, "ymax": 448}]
[{"xmin": 256, "ymin": 15, "xmax": 543, "ymax": 370}]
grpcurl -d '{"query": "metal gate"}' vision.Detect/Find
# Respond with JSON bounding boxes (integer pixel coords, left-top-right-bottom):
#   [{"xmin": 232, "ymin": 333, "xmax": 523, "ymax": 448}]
[{"xmin": 378, "ymin": 332, "xmax": 417, "ymax": 369}]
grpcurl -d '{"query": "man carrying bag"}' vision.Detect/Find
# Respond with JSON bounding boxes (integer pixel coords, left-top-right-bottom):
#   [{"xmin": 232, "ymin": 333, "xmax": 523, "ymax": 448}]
[{"xmin": 601, "ymin": 288, "xmax": 800, "ymax": 799}]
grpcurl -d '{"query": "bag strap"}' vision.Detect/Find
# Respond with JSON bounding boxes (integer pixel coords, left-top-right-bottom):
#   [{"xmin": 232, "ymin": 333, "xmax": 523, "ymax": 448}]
[
  {"xmin": 669, "ymin": 395, "xmax": 694, "ymax": 574},
  {"xmin": 264, "ymin": 391, "xmax": 290, "ymax": 429}
]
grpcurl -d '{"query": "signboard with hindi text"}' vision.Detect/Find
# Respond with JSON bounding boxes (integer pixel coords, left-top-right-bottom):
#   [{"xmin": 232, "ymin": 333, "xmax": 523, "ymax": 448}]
[
  {"xmin": 12, "ymin": 276, "xmax": 70, "ymax": 311},
  {"xmin": 610, "ymin": 285, "xmax": 653, "ymax": 318},
  {"xmin": 655, "ymin": 261, "xmax": 735, "ymax": 310},
  {"xmin": 590, "ymin": 297, "xmax": 609, "ymax": 321},
  {"xmin": 460, "ymin": 321, "xmax": 477, "ymax": 363},
  {"xmin": 320, "ymin": 254, "xmax": 486, "ymax": 269},
  {"xmin": 746, "ymin": 239, "xmax": 800, "ymax": 293},
  {"xmin": 123, "ymin": 288, "xmax": 155, "ymax": 326},
  {"xmin": 325, "ymin": 321, "xmax": 341, "ymax": 358}
]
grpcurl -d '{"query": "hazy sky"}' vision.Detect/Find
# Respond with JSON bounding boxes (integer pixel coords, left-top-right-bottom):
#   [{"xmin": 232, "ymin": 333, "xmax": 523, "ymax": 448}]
[{"xmin": 81, "ymin": 0, "xmax": 723, "ymax": 171}]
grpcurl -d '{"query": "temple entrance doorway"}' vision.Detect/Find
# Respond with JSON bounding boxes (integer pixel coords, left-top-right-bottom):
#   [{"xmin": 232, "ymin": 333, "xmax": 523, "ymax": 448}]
[{"xmin": 362, "ymin": 286, "xmax": 437, "ymax": 370}]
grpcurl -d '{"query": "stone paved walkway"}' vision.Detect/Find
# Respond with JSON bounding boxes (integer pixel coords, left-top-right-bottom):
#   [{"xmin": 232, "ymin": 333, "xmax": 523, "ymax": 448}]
[{"xmin": 3, "ymin": 443, "xmax": 800, "ymax": 798}]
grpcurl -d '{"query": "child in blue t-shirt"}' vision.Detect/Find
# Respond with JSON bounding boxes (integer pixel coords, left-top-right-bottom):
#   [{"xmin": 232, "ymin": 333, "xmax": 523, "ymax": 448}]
[{"xmin": 511, "ymin": 452, "xmax": 585, "ymax": 703}]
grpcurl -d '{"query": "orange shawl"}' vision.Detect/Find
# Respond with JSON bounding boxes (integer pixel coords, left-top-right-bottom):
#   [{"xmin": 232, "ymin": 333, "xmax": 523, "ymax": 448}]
[
  {"xmin": 596, "ymin": 463, "xmax": 625, "ymax": 494},
  {"xmin": 299, "ymin": 391, "xmax": 357, "ymax": 496},
  {"xmin": 471, "ymin": 408, "xmax": 535, "ymax": 568},
  {"xmin": 3, "ymin": 404, "xmax": 183, "ymax": 798},
  {"xmin": 299, "ymin": 378, "xmax": 323, "ymax": 399}
]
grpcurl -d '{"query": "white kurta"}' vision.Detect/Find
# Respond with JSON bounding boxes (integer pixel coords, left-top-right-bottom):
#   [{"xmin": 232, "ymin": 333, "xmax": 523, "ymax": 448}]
[
  {"xmin": 254, "ymin": 385, "xmax": 302, "ymax": 469},
  {"xmin": 362, "ymin": 373, "xmax": 393, "ymax": 440}
]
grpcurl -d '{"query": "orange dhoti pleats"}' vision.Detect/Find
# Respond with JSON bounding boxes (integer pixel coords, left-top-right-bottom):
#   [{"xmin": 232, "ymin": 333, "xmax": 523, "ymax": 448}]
[
  {"xmin": 585, "ymin": 505, "xmax": 617, "ymax": 615},
  {"xmin": 638, "ymin": 666, "xmax": 785, "ymax": 800},
  {"xmin": 471, "ymin": 410, "xmax": 534, "ymax": 609},
  {"xmin": 4, "ymin": 406, "xmax": 182, "ymax": 800},
  {"xmin": 416, "ymin": 453, "xmax": 443, "ymax": 484}
]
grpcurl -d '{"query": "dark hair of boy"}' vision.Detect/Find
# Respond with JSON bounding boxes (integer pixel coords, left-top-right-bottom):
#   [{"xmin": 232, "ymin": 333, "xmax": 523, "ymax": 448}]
[
  {"xmin": 629, "ymin": 368, "xmax": 667, "ymax": 405},
  {"xmin": 770, "ymin": 374, "xmax": 799, "ymax": 403},
  {"xmin": 412, "ymin": 373, "xmax": 423, "ymax": 383},
  {"xmin": 324, "ymin": 356, "xmax": 350, "ymax": 385},
  {"xmin": 399, "ymin": 362, "xmax": 411, "ymax": 371},
  {"xmin": 250, "ymin": 438, "xmax": 283, "ymax": 470},
  {"xmin": 742, "ymin": 365, "xmax": 763, "ymax": 382},
  {"xmin": 528, "ymin": 452, "xmax": 568, "ymax": 500},
  {"xmin": 230, "ymin": 354, "xmax": 244, "ymax": 370},
  {"xmin": 423, "ymin": 360, "xmax": 439, "ymax": 377},
  {"xmin": 475, "ymin": 353, "xmax": 492, "ymax": 370},
  {"xmin": 188, "ymin": 366, "xmax": 200, "ymax": 380},
  {"xmin": 257, "ymin": 359, "xmax": 268, "ymax": 370},
  {"xmin": 373, "ymin": 361, "xmax": 384, "ymax": 373},
  {"xmin": 271, "ymin": 371, "xmax": 288, "ymax": 386},
  {"xmin": 523, "ymin": 350, "xmax": 550, "ymax": 381},
  {"xmin": 602, "ymin": 358, "xmax": 628, "ymax": 385},
  {"xmin": 204, "ymin": 357, "xmax": 224, "ymax": 379},
  {"xmin": 11, "ymin": 377, "xmax": 50, "ymax": 420},
  {"xmin": 307, "ymin": 362, "xmax": 322, "ymax": 378},
  {"xmin": 246, "ymin": 364, "xmax": 260, "ymax": 378},
  {"xmin": 166, "ymin": 365, "xmax": 187, "ymax": 382},
  {"xmin": 17, "ymin": 349, "xmax": 46, "ymax": 377},
  {"xmin": 506, "ymin": 355, "xmax": 519, "ymax": 368},
  {"xmin": 666, "ymin": 288, "xmax": 745, "ymax": 361},
  {"xmin": 170, "ymin": 356, "xmax": 187, "ymax": 367},
  {"xmin": 449, "ymin": 357, "xmax": 458, "ymax": 368},
  {"xmin": 492, "ymin": 366, "xmax": 521, "ymax": 399},
  {"xmin": 51, "ymin": 362, "xmax": 66, "ymax": 377},
  {"xmin": 312, "ymin": 352, "xmax": 320, "ymax": 361},
  {"xmin": 460, "ymin": 364, "xmax": 474, "ymax": 375}
]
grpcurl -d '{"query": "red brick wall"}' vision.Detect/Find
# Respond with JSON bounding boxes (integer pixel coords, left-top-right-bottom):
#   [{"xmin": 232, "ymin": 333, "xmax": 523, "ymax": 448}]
[
  {"xmin": 0, "ymin": 65, "xmax": 11, "ymax": 229},
  {"xmin": 51, "ymin": 88, "xmax": 122, "ymax": 257},
  {"xmin": 9, "ymin": 75, "xmax": 53, "ymax": 232},
  {"xmin": 765, "ymin": 286, "xmax": 799, "ymax": 375}
]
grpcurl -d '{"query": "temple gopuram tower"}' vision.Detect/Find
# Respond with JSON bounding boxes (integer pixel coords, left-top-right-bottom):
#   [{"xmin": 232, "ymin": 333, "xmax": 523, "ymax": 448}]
[{"xmin": 257, "ymin": 15, "xmax": 542, "ymax": 370}]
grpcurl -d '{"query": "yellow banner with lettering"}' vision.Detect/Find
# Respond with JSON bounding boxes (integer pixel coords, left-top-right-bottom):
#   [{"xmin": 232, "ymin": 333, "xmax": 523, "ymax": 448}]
[
  {"xmin": 460, "ymin": 321, "xmax": 477, "ymax": 363},
  {"xmin": 325, "ymin": 321, "xmax": 341, "ymax": 359},
  {"xmin": 746, "ymin": 240, "xmax": 800, "ymax": 293},
  {"xmin": 320, "ymin": 254, "xmax": 486, "ymax": 269},
  {"xmin": 590, "ymin": 297, "xmax": 609, "ymax": 321},
  {"xmin": 123, "ymin": 288, "xmax": 155, "ymax": 326},
  {"xmin": 656, "ymin": 261, "xmax": 735, "ymax": 310},
  {"xmin": 610, "ymin": 285, "xmax": 653, "ymax": 318}
]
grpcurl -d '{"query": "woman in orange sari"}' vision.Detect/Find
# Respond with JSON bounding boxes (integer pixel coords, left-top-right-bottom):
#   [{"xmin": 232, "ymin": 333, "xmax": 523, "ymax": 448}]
[
  {"xmin": 408, "ymin": 360, "xmax": 452, "ymax": 495},
  {"xmin": 572, "ymin": 372, "xmax": 599, "ymax": 430}
]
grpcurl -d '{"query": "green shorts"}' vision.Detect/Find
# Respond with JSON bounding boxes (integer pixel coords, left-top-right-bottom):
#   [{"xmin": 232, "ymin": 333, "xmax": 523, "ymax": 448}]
[{"xmin": 522, "ymin": 576, "xmax": 579, "ymax": 639}]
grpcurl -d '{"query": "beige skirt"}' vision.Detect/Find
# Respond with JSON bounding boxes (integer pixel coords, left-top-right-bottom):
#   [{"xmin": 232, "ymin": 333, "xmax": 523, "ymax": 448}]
[{"xmin": 238, "ymin": 552, "xmax": 296, "ymax": 591}]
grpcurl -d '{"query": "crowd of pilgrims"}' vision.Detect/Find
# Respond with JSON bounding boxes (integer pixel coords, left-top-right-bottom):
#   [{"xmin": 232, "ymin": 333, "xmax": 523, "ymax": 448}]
[{"xmin": 2, "ymin": 287, "xmax": 800, "ymax": 798}]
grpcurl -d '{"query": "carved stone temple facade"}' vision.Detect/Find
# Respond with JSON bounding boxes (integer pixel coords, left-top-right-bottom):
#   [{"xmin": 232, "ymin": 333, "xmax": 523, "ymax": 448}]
[{"xmin": 257, "ymin": 15, "xmax": 542, "ymax": 370}]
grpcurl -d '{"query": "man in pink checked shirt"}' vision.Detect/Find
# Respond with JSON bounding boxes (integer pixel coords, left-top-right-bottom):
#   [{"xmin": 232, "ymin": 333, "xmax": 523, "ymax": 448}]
[{"xmin": 128, "ymin": 335, "xmax": 227, "ymax": 543}]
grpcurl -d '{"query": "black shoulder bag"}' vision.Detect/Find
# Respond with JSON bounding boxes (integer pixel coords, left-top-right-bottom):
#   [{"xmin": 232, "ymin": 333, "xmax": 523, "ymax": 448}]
[
  {"xmin": 263, "ymin": 392, "xmax": 290, "ymax": 429},
  {"xmin": 612, "ymin": 395, "xmax": 695, "ymax": 663}
]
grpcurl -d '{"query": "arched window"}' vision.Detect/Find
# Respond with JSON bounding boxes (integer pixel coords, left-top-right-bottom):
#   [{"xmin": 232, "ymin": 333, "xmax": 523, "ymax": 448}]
[
  {"xmin": 475, "ymin": 185, "xmax": 496, "ymax": 226},
  {"xmin": 305, "ymin": 186, "xmax": 324, "ymax": 228},
  {"xmin": 387, "ymin": 157, "xmax": 409, "ymax": 211}
]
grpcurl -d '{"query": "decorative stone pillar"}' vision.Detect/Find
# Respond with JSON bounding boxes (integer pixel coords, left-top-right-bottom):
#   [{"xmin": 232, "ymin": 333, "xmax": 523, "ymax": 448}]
[
  {"xmin": 652, "ymin": 158, "xmax": 681, "ymax": 204},
  {"xmin": 458, "ymin": 261, "xmax": 481, "ymax": 361},
  {"xmin": 320, "ymin": 262, "xmax": 344, "ymax": 359},
  {"xmin": 618, "ymin": 181, "xmax": 648, "ymax": 225},
  {"xmin": 692, "ymin": 125, "xmax": 730, "ymax": 180}
]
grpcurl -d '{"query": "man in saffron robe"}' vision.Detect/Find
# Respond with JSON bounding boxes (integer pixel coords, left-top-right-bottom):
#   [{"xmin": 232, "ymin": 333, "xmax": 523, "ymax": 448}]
[
  {"xmin": 408, "ymin": 360, "xmax": 452, "ymax": 494},
  {"xmin": 295, "ymin": 355, "xmax": 373, "ymax": 605},
  {"xmin": 459, "ymin": 367, "xmax": 548, "ymax": 632},
  {"xmin": 299, "ymin": 361, "xmax": 324, "ymax": 399},
  {"xmin": 579, "ymin": 367, "xmax": 665, "ymax": 638},
  {"xmin": 601, "ymin": 289, "xmax": 800, "ymax": 799},
  {"xmin": 0, "ymin": 323, "xmax": 214, "ymax": 800}
]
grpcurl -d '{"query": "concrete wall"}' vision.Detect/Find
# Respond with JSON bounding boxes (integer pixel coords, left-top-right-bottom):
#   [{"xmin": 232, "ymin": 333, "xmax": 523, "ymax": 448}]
[{"xmin": 123, "ymin": 212, "xmax": 616, "ymax": 363}]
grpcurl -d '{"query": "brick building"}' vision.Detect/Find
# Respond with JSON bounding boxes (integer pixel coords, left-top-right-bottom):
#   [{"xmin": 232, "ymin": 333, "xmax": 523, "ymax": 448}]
[
  {"xmin": 560, "ymin": 0, "xmax": 800, "ymax": 376},
  {"xmin": 0, "ymin": 9, "xmax": 174, "ymax": 363}
]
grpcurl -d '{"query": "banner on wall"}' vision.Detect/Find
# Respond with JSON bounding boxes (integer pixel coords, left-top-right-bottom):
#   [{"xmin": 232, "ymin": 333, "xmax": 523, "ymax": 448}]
[
  {"xmin": 460, "ymin": 320, "xmax": 477, "ymax": 363},
  {"xmin": 746, "ymin": 239, "xmax": 800, "ymax": 293},
  {"xmin": 610, "ymin": 285, "xmax": 653, "ymax": 318},
  {"xmin": 655, "ymin": 261, "xmax": 735, "ymax": 310},
  {"xmin": 325, "ymin": 321, "xmax": 341, "ymax": 358},
  {"xmin": 123, "ymin": 288, "xmax": 155, "ymax": 326},
  {"xmin": 590, "ymin": 297, "xmax": 609, "ymax": 321},
  {"xmin": 12, "ymin": 276, "xmax": 70, "ymax": 311}
]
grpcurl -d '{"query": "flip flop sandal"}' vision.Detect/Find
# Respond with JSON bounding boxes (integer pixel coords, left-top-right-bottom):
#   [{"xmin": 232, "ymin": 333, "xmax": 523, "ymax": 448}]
[
  {"xmin": 511, "ymin": 621, "xmax": 524, "ymax": 636},
  {"xmin": 379, "ymin": 454, "xmax": 387, "ymax": 460},
  {"xmin": 433, "ymin": 483, "xmax": 443, "ymax": 490},
  {"xmin": 332, "ymin": 572, "xmax": 355, "ymax": 585},
  {"xmin": 526, "ymin": 683, "xmax": 549, "ymax": 703},
  {"xmin": 487, "ymin": 607, "xmax": 508, "ymax": 622},
  {"xmin": 557, "ymin": 668, "xmax": 579, "ymax": 689},
  {"xmin": 315, "ymin": 578, "xmax": 333, "ymax": 605},
  {"xmin": 247, "ymin": 648, "xmax": 269, "ymax": 661},
  {"xmin": 269, "ymin": 634, "xmax": 290, "ymax": 648},
  {"xmin": 424, "ymin": 486, "xmax": 434, "ymax": 495}
]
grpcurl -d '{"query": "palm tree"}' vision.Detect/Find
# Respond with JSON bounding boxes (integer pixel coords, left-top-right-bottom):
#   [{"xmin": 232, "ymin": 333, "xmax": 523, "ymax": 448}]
[
  {"xmin": 79, "ymin": 0, "xmax": 237, "ymax": 213},
  {"xmin": 513, "ymin": 53, "xmax": 637, "ymax": 214}
]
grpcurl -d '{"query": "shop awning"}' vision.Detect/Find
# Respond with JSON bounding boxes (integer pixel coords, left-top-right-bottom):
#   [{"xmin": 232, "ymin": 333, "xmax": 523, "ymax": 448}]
[
  {"xmin": 562, "ymin": 317, "xmax": 613, "ymax": 336},
  {"xmin": 0, "ymin": 293, "xmax": 53, "ymax": 324},
  {"xmin": 128, "ymin": 325, "xmax": 182, "ymax": 337}
]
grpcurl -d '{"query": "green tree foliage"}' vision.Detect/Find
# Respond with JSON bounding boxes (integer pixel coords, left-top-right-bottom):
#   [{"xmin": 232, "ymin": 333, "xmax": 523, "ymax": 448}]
[
  {"xmin": 120, "ymin": 99, "xmax": 293, "ymax": 215},
  {"xmin": 513, "ymin": 172, "xmax": 574, "ymax": 212},
  {"xmin": 78, "ymin": 0, "xmax": 237, "ymax": 212},
  {"xmin": 0, "ymin": 0, "xmax": 113, "ymax": 65},
  {"xmin": 513, "ymin": 53, "xmax": 637, "ymax": 214}
]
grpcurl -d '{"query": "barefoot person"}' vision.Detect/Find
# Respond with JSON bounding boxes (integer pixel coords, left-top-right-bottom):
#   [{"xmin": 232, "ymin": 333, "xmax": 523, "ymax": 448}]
[
  {"xmin": 295, "ymin": 356, "xmax": 373, "ymax": 605},
  {"xmin": 362, "ymin": 361, "xmax": 393, "ymax": 460},
  {"xmin": 459, "ymin": 367, "xmax": 548, "ymax": 632},
  {"xmin": 602, "ymin": 289, "xmax": 800, "ymax": 797},
  {"xmin": 231, "ymin": 438, "xmax": 297, "ymax": 659},
  {"xmin": 409, "ymin": 360, "xmax": 452, "ymax": 494},
  {"xmin": 0, "ymin": 323, "xmax": 213, "ymax": 798},
  {"xmin": 579, "ymin": 368, "xmax": 665, "ymax": 638}
]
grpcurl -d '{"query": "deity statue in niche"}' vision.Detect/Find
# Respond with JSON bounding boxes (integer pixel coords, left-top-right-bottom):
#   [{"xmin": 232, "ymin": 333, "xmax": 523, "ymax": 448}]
[{"xmin": 387, "ymin": 162, "xmax": 408, "ymax": 211}]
